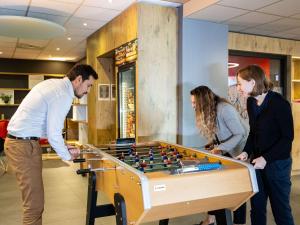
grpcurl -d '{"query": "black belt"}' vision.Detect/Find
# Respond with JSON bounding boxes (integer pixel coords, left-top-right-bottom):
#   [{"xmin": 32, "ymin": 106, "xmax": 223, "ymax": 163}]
[{"xmin": 7, "ymin": 134, "xmax": 39, "ymax": 141}]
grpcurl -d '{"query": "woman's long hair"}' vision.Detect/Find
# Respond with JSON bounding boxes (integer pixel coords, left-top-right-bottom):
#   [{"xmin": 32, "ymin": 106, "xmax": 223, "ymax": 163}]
[{"xmin": 190, "ymin": 86, "xmax": 228, "ymax": 142}]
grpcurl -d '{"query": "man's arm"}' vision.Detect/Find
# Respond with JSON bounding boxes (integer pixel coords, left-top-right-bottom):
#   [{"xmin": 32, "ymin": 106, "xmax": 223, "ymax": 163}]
[{"xmin": 46, "ymin": 95, "xmax": 72, "ymax": 161}]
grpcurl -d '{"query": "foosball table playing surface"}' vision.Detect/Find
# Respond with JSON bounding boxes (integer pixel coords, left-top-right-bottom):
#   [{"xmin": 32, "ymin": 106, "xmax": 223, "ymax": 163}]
[{"xmin": 77, "ymin": 141, "xmax": 258, "ymax": 225}]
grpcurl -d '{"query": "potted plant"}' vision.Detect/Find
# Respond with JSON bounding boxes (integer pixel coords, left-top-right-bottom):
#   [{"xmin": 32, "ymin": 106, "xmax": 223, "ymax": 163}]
[{"xmin": 0, "ymin": 93, "xmax": 12, "ymax": 104}]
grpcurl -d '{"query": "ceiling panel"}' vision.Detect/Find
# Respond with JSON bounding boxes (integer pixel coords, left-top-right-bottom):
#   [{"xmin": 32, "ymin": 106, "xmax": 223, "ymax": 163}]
[
  {"xmin": 225, "ymin": 12, "xmax": 281, "ymax": 28},
  {"xmin": 65, "ymin": 27, "xmax": 95, "ymax": 37},
  {"xmin": 27, "ymin": 11, "xmax": 69, "ymax": 25},
  {"xmin": 64, "ymin": 17, "xmax": 106, "ymax": 29},
  {"xmin": 0, "ymin": 0, "xmax": 30, "ymax": 11},
  {"xmin": 0, "ymin": 51, "xmax": 13, "ymax": 58},
  {"xmin": 14, "ymin": 48, "xmax": 41, "ymax": 59},
  {"xmin": 0, "ymin": 8, "xmax": 26, "ymax": 16},
  {"xmin": 83, "ymin": 0, "xmax": 135, "ymax": 11},
  {"xmin": 0, "ymin": 36, "xmax": 18, "ymax": 42},
  {"xmin": 30, "ymin": 0, "xmax": 79, "ymax": 17},
  {"xmin": 74, "ymin": 5, "xmax": 121, "ymax": 21},
  {"xmin": 254, "ymin": 17, "xmax": 300, "ymax": 33},
  {"xmin": 217, "ymin": 0, "xmax": 280, "ymax": 11},
  {"xmin": 271, "ymin": 31, "xmax": 300, "ymax": 39},
  {"xmin": 291, "ymin": 13, "xmax": 300, "ymax": 19},
  {"xmin": 258, "ymin": 0, "xmax": 300, "ymax": 17},
  {"xmin": 227, "ymin": 24, "xmax": 246, "ymax": 32},
  {"xmin": 18, "ymin": 38, "xmax": 50, "ymax": 47},
  {"xmin": 0, "ymin": 41, "xmax": 17, "ymax": 48},
  {"xmin": 284, "ymin": 27, "xmax": 300, "ymax": 35},
  {"xmin": 49, "ymin": 0, "xmax": 84, "ymax": 4},
  {"xmin": 241, "ymin": 28, "xmax": 277, "ymax": 36},
  {"xmin": 188, "ymin": 5, "xmax": 249, "ymax": 23}
]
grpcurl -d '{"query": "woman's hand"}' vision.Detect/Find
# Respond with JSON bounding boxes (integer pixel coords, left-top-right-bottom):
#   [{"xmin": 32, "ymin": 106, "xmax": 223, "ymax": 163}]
[
  {"xmin": 252, "ymin": 156, "xmax": 267, "ymax": 169},
  {"xmin": 210, "ymin": 148, "xmax": 223, "ymax": 155},
  {"xmin": 235, "ymin": 152, "xmax": 248, "ymax": 161}
]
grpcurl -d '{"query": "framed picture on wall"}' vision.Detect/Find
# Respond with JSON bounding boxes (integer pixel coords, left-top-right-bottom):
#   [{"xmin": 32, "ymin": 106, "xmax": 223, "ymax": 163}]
[
  {"xmin": 111, "ymin": 84, "xmax": 116, "ymax": 101},
  {"xmin": 98, "ymin": 84, "xmax": 110, "ymax": 100}
]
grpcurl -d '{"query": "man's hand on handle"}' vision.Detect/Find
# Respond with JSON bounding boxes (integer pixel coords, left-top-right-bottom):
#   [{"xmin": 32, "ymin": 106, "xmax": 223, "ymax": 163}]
[{"xmin": 67, "ymin": 144, "xmax": 80, "ymax": 161}]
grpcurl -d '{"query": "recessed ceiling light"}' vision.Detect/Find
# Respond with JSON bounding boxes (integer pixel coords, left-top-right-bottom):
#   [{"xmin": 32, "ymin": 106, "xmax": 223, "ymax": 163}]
[
  {"xmin": 56, "ymin": 47, "xmax": 60, "ymax": 51},
  {"xmin": 0, "ymin": 51, "xmax": 3, "ymax": 54},
  {"xmin": 228, "ymin": 62, "xmax": 239, "ymax": 68},
  {"xmin": 67, "ymin": 37, "xmax": 71, "ymax": 40},
  {"xmin": 83, "ymin": 23, "xmax": 87, "ymax": 26},
  {"xmin": 108, "ymin": 0, "xmax": 112, "ymax": 3}
]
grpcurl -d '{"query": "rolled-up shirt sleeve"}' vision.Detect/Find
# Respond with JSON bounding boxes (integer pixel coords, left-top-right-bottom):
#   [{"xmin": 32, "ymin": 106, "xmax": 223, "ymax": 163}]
[{"xmin": 46, "ymin": 94, "xmax": 72, "ymax": 161}]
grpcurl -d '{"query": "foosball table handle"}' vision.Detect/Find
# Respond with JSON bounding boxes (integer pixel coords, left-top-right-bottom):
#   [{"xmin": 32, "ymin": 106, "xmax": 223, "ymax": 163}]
[
  {"xmin": 73, "ymin": 158, "xmax": 86, "ymax": 163},
  {"xmin": 76, "ymin": 168, "xmax": 90, "ymax": 175}
]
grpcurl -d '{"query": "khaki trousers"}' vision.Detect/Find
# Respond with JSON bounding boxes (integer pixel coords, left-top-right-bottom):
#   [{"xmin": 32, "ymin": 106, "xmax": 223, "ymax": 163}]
[{"xmin": 4, "ymin": 138, "xmax": 44, "ymax": 225}]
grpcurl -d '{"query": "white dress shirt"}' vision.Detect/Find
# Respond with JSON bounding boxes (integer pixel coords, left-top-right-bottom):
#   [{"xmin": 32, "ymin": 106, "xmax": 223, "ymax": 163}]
[{"xmin": 8, "ymin": 77, "xmax": 74, "ymax": 160}]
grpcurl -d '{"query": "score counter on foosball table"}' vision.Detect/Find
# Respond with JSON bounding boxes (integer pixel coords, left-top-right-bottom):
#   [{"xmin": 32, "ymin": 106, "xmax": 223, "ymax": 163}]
[{"xmin": 76, "ymin": 141, "xmax": 258, "ymax": 225}]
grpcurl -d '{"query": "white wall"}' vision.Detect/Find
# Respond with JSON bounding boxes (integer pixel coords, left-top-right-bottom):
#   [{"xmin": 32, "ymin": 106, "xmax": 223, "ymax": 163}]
[{"xmin": 179, "ymin": 19, "xmax": 228, "ymax": 147}]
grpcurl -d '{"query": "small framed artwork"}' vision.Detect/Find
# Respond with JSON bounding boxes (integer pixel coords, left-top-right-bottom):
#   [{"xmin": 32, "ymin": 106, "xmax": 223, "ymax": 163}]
[
  {"xmin": 111, "ymin": 84, "xmax": 116, "ymax": 101},
  {"xmin": 98, "ymin": 84, "xmax": 110, "ymax": 100}
]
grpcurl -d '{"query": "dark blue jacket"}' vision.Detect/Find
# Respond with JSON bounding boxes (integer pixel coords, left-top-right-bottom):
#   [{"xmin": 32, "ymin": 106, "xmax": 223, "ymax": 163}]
[{"xmin": 244, "ymin": 91, "xmax": 294, "ymax": 162}]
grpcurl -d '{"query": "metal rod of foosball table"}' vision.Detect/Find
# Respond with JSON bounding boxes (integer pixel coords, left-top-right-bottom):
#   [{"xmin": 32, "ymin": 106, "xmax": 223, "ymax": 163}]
[
  {"xmin": 76, "ymin": 167, "xmax": 117, "ymax": 175},
  {"xmin": 101, "ymin": 146, "xmax": 167, "ymax": 153}
]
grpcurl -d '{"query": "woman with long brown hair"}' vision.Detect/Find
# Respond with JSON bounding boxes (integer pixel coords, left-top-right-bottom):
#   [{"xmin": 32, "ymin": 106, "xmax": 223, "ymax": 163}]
[{"xmin": 190, "ymin": 85, "xmax": 248, "ymax": 225}]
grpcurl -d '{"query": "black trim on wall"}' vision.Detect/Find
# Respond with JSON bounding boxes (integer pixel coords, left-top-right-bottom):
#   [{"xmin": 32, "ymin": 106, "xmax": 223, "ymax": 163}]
[{"xmin": 0, "ymin": 58, "xmax": 75, "ymax": 74}]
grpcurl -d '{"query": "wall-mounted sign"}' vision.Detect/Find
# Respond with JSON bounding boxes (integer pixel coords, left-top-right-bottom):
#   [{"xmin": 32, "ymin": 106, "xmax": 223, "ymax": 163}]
[{"xmin": 115, "ymin": 39, "xmax": 137, "ymax": 66}]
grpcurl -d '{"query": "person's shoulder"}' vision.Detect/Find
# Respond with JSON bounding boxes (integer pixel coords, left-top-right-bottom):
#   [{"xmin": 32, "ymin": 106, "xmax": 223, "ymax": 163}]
[
  {"xmin": 270, "ymin": 91, "xmax": 290, "ymax": 106},
  {"xmin": 217, "ymin": 101, "xmax": 236, "ymax": 114},
  {"xmin": 269, "ymin": 91, "xmax": 291, "ymax": 113}
]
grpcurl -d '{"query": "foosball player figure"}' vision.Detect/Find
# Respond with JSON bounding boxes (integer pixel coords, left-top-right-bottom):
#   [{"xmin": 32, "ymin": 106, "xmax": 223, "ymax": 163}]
[
  {"xmin": 134, "ymin": 155, "xmax": 140, "ymax": 167},
  {"xmin": 162, "ymin": 155, "xmax": 168, "ymax": 164},
  {"xmin": 119, "ymin": 152, "xmax": 125, "ymax": 161},
  {"xmin": 167, "ymin": 157, "xmax": 173, "ymax": 168},
  {"xmin": 149, "ymin": 155, "xmax": 154, "ymax": 168},
  {"xmin": 161, "ymin": 151, "xmax": 167, "ymax": 160},
  {"xmin": 139, "ymin": 160, "xmax": 147, "ymax": 172},
  {"xmin": 128, "ymin": 148, "xmax": 133, "ymax": 157}
]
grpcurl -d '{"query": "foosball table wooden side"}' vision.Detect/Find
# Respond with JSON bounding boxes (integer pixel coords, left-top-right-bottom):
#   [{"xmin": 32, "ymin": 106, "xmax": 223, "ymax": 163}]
[
  {"xmin": 139, "ymin": 166, "xmax": 254, "ymax": 223},
  {"xmin": 89, "ymin": 156, "xmax": 256, "ymax": 225}
]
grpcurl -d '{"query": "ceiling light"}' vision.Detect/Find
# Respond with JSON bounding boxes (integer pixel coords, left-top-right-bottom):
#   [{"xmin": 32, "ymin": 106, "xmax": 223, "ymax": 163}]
[
  {"xmin": 56, "ymin": 47, "xmax": 60, "ymax": 51},
  {"xmin": 67, "ymin": 37, "xmax": 71, "ymax": 40},
  {"xmin": 48, "ymin": 57, "xmax": 75, "ymax": 61},
  {"xmin": 0, "ymin": 51, "xmax": 3, "ymax": 54},
  {"xmin": 83, "ymin": 23, "xmax": 87, "ymax": 26},
  {"xmin": 228, "ymin": 63, "xmax": 239, "ymax": 68},
  {"xmin": 108, "ymin": 0, "xmax": 112, "ymax": 3},
  {"xmin": 0, "ymin": 16, "xmax": 65, "ymax": 39}
]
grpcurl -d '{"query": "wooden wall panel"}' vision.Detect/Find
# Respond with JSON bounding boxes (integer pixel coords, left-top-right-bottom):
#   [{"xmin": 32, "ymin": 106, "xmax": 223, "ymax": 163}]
[
  {"xmin": 137, "ymin": 3, "xmax": 178, "ymax": 143},
  {"xmin": 87, "ymin": 4, "xmax": 138, "ymax": 57},
  {"xmin": 87, "ymin": 4, "xmax": 138, "ymax": 145},
  {"xmin": 228, "ymin": 32, "xmax": 300, "ymax": 55}
]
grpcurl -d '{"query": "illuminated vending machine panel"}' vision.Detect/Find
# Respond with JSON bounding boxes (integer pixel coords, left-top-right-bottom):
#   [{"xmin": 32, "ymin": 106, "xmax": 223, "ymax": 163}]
[{"xmin": 118, "ymin": 64, "xmax": 136, "ymax": 138}]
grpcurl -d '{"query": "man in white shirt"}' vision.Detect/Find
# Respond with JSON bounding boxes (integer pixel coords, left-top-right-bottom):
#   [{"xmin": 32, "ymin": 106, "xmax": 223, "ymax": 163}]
[{"xmin": 4, "ymin": 64, "xmax": 98, "ymax": 225}]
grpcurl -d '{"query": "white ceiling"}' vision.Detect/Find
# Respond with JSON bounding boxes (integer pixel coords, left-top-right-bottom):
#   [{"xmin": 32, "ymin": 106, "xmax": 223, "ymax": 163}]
[
  {"xmin": 0, "ymin": 0, "xmax": 136, "ymax": 62},
  {"xmin": 186, "ymin": 0, "xmax": 300, "ymax": 41},
  {"xmin": 1, "ymin": 0, "xmax": 300, "ymax": 62}
]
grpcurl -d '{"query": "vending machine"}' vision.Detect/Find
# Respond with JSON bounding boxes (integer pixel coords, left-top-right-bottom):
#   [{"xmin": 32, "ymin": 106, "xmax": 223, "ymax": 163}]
[{"xmin": 117, "ymin": 63, "xmax": 136, "ymax": 138}]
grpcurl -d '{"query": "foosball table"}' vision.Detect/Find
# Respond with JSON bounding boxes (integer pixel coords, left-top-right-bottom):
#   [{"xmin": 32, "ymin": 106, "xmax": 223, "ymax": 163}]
[{"xmin": 75, "ymin": 141, "xmax": 258, "ymax": 225}]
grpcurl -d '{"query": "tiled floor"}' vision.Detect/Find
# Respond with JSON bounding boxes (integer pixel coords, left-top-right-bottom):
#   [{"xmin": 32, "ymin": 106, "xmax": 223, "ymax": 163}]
[{"xmin": 0, "ymin": 158, "xmax": 299, "ymax": 225}]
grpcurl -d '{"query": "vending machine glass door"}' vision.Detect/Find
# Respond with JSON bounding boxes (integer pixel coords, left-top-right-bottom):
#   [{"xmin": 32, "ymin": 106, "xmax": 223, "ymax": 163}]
[{"xmin": 118, "ymin": 64, "xmax": 136, "ymax": 138}]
